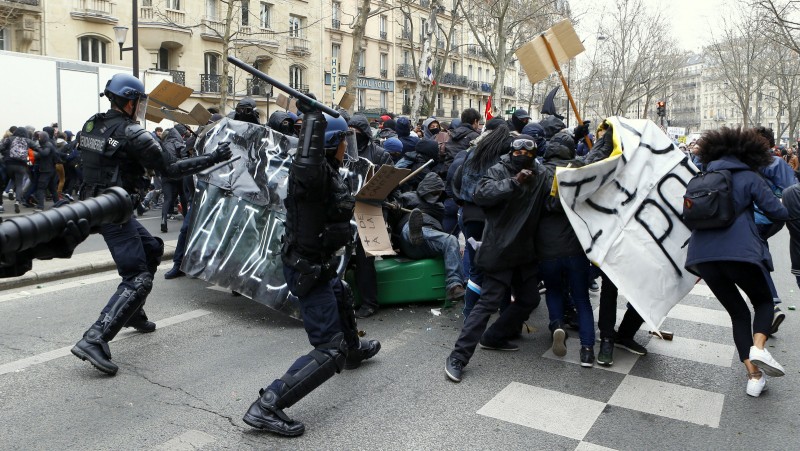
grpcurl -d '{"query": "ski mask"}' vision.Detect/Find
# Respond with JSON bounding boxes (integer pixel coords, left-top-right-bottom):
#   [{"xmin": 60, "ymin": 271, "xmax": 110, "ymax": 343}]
[
  {"xmin": 422, "ymin": 192, "xmax": 440, "ymax": 203},
  {"xmin": 356, "ymin": 132, "xmax": 371, "ymax": 149},
  {"xmin": 510, "ymin": 134, "xmax": 536, "ymax": 172},
  {"xmin": 428, "ymin": 126, "xmax": 440, "ymax": 135}
]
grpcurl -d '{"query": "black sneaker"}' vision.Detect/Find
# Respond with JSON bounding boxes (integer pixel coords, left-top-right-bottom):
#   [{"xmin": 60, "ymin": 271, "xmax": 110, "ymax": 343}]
[
  {"xmin": 597, "ymin": 338, "xmax": 614, "ymax": 366},
  {"xmin": 14, "ymin": 203, "xmax": 20, "ymax": 214},
  {"xmin": 615, "ymin": 337, "xmax": 648, "ymax": 355},
  {"xmin": 161, "ymin": 222, "xmax": 168, "ymax": 233},
  {"xmin": 408, "ymin": 208, "xmax": 425, "ymax": 246},
  {"xmin": 164, "ymin": 265, "xmax": 185, "ymax": 280},
  {"xmin": 771, "ymin": 306, "xmax": 786, "ymax": 335},
  {"xmin": 445, "ymin": 356, "xmax": 465, "ymax": 382},
  {"xmin": 354, "ymin": 305, "xmax": 377, "ymax": 319},
  {"xmin": 551, "ymin": 328, "xmax": 567, "ymax": 357},
  {"xmin": 580, "ymin": 346, "xmax": 595, "ymax": 367},
  {"xmin": 479, "ymin": 338, "xmax": 519, "ymax": 351}
]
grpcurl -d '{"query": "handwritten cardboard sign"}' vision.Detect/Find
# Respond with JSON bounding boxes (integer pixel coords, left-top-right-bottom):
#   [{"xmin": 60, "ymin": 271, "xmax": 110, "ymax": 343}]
[
  {"xmin": 515, "ymin": 19, "xmax": 585, "ymax": 86},
  {"xmin": 354, "ymin": 165, "xmax": 411, "ymax": 256}
]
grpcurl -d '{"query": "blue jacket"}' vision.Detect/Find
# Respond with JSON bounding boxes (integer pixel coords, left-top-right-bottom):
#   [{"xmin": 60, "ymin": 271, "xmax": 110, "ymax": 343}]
[
  {"xmin": 755, "ymin": 156, "xmax": 796, "ymax": 225},
  {"xmin": 396, "ymin": 117, "xmax": 419, "ymax": 156},
  {"xmin": 685, "ymin": 156, "xmax": 789, "ymax": 275}
]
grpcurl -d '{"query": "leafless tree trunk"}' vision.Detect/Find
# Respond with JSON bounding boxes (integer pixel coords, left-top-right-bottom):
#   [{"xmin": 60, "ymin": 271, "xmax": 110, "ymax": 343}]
[
  {"xmin": 345, "ymin": 0, "xmax": 371, "ymax": 114},
  {"xmin": 425, "ymin": 0, "xmax": 462, "ymax": 116},
  {"xmin": 410, "ymin": 1, "xmax": 438, "ymax": 122}
]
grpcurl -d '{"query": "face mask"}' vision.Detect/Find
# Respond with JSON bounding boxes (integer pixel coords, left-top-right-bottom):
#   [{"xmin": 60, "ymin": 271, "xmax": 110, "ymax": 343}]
[
  {"xmin": 511, "ymin": 154, "xmax": 534, "ymax": 172},
  {"xmin": 422, "ymin": 193, "xmax": 439, "ymax": 203},
  {"xmin": 356, "ymin": 133, "xmax": 370, "ymax": 148},
  {"xmin": 429, "ymin": 127, "xmax": 440, "ymax": 135}
]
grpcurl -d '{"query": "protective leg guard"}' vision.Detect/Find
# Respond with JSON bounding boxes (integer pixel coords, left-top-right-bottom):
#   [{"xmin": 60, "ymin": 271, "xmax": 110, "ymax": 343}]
[
  {"xmin": 101, "ymin": 272, "xmax": 153, "ymax": 342},
  {"xmin": 337, "ymin": 281, "xmax": 381, "ymax": 369},
  {"xmin": 71, "ymin": 323, "xmax": 118, "ymax": 375},
  {"xmin": 242, "ymin": 389, "xmax": 306, "ymax": 436},
  {"xmin": 275, "ymin": 335, "xmax": 347, "ymax": 409},
  {"xmin": 124, "ymin": 308, "xmax": 156, "ymax": 333}
]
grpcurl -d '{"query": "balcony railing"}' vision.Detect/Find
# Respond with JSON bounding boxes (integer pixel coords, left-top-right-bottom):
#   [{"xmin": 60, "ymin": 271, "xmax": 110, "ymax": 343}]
[
  {"xmin": 468, "ymin": 80, "xmax": 479, "ymax": 91},
  {"xmin": 200, "ymin": 74, "xmax": 233, "ymax": 94},
  {"xmin": 503, "ymin": 86, "xmax": 516, "ymax": 97},
  {"xmin": 380, "ymin": 31, "xmax": 387, "ymax": 40},
  {"xmin": 358, "ymin": 66, "xmax": 365, "ymax": 76},
  {"xmin": 332, "ymin": 19, "xmax": 341, "ymax": 29},
  {"xmin": 287, "ymin": 36, "xmax": 310, "ymax": 55},
  {"xmin": 290, "ymin": 83, "xmax": 310, "ymax": 94},
  {"xmin": 238, "ymin": 27, "xmax": 279, "ymax": 45},
  {"xmin": 169, "ymin": 70, "xmax": 185, "ymax": 86},
  {"xmin": 440, "ymin": 72, "xmax": 469, "ymax": 87},
  {"xmin": 399, "ymin": 29, "xmax": 411, "ymax": 40},
  {"xmin": 380, "ymin": 69, "xmax": 388, "ymax": 79},
  {"xmin": 451, "ymin": 109, "xmax": 459, "ymax": 118},
  {"xmin": 139, "ymin": 6, "xmax": 185, "ymax": 25},
  {"xmin": 396, "ymin": 63, "xmax": 415, "ymax": 78},
  {"xmin": 480, "ymin": 82, "xmax": 492, "ymax": 93},
  {"xmin": 247, "ymin": 78, "xmax": 273, "ymax": 97},
  {"xmin": 201, "ymin": 16, "xmax": 224, "ymax": 39},
  {"xmin": 71, "ymin": 0, "xmax": 117, "ymax": 23}
]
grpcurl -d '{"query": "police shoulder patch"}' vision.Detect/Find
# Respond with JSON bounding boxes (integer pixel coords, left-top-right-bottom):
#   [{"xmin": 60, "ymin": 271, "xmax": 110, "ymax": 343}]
[{"xmin": 84, "ymin": 121, "xmax": 94, "ymax": 133}]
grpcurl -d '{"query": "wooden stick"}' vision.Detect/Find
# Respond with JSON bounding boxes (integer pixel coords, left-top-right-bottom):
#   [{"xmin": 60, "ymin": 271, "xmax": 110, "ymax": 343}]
[
  {"xmin": 398, "ymin": 159, "xmax": 435, "ymax": 186},
  {"xmin": 540, "ymin": 33, "xmax": 593, "ymax": 150}
]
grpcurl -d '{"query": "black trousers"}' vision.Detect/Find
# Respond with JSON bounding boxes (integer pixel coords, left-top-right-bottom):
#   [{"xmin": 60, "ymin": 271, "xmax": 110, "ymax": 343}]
[
  {"xmin": 597, "ymin": 270, "xmax": 644, "ymax": 340},
  {"xmin": 162, "ymin": 178, "xmax": 188, "ymax": 224},
  {"xmin": 695, "ymin": 261, "xmax": 774, "ymax": 362},
  {"xmin": 450, "ymin": 265, "xmax": 540, "ymax": 364},
  {"xmin": 354, "ymin": 240, "xmax": 378, "ymax": 309}
]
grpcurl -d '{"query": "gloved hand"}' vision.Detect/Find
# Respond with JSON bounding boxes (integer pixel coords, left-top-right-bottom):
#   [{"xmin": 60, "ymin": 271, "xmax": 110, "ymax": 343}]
[
  {"xmin": 296, "ymin": 93, "xmax": 318, "ymax": 115},
  {"xmin": 210, "ymin": 141, "xmax": 233, "ymax": 163},
  {"xmin": 33, "ymin": 218, "xmax": 91, "ymax": 260},
  {"xmin": 573, "ymin": 122, "xmax": 590, "ymax": 141}
]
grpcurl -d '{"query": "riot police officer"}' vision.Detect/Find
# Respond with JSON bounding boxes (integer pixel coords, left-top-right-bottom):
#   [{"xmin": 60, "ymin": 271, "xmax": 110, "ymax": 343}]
[
  {"xmin": 242, "ymin": 104, "xmax": 381, "ymax": 437},
  {"xmin": 70, "ymin": 73, "xmax": 232, "ymax": 376}
]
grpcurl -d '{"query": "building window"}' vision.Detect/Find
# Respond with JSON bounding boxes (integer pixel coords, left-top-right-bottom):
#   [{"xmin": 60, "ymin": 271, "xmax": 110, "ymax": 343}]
[
  {"xmin": 380, "ymin": 53, "xmax": 387, "ymax": 72},
  {"xmin": 403, "ymin": 50, "xmax": 410, "ymax": 65},
  {"xmin": 380, "ymin": 91, "xmax": 387, "ymax": 109},
  {"xmin": 437, "ymin": 93, "xmax": 443, "ymax": 110},
  {"xmin": 79, "ymin": 36, "xmax": 108, "ymax": 63},
  {"xmin": 403, "ymin": 88, "xmax": 410, "ymax": 106},
  {"xmin": 166, "ymin": 0, "xmax": 181, "ymax": 10},
  {"xmin": 380, "ymin": 15, "xmax": 387, "ymax": 35},
  {"xmin": 452, "ymin": 95, "xmax": 457, "ymax": 111},
  {"xmin": 0, "ymin": 28, "xmax": 9, "ymax": 51},
  {"xmin": 289, "ymin": 65, "xmax": 305, "ymax": 90},
  {"xmin": 205, "ymin": 0, "xmax": 216, "ymax": 18},
  {"xmin": 451, "ymin": 61, "xmax": 456, "ymax": 74},
  {"xmin": 289, "ymin": 16, "xmax": 302, "ymax": 37},
  {"xmin": 259, "ymin": 2, "xmax": 271, "ymax": 28},
  {"xmin": 241, "ymin": 0, "xmax": 250, "ymax": 26},
  {"xmin": 157, "ymin": 47, "xmax": 170, "ymax": 70},
  {"xmin": 205, "ymin": 52, "xmax": 220, "ymax": 75},
  {"xmin": 468, "ymin": 65, "xmax": 472, "ymax": 79},
  {"xmin": 332, "ymin": 43, "xmax": 340, "ymax": 63},
  {"xmin": 332, "ymin": 1, "xmax": 340, "ymax": 20},
  {"xmin": 358, "ymin": 88, "xmax": 367, "ymax": 110}
]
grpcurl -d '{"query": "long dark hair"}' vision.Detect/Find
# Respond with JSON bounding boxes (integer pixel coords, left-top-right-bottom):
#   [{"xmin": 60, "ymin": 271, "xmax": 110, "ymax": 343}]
[
  {"xmin": 697, "ymin": 126, "xmax": 773, "ymax": 170},
  {"xmin": 468, "ymin": 123, "xmax": 510, "ymax": 171}
]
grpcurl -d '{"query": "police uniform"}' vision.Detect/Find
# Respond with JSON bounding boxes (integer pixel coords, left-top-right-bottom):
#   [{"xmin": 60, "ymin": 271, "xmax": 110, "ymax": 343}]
[
  {"xmin": 70, "ymin": 73, "xmax": 231, "ymax": 376},
  {"xmin": 243, "ymin": 110, "xmax": 381, "ymax": 437}
]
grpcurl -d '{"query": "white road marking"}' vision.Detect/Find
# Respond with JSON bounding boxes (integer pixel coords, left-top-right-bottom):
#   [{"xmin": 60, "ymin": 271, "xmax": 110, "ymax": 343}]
[
  {"xmin": 0, "ymin": 309, "xmax": 211, "ymax": 376},
  {"xmin": 542, "ymin": 337, "xmax": 639, "ymax": 375},
  {"xmin": 156, "ymin": 429, "xmax": 216, "ymax": 451},
  {"xmin": 0, "ymin": 264, "xmax": 174, "ymax": 304},
  {"xmin": 575, "ymin": 442, "xmax": 618, "ymax": 451},
  {"xmin": 646, "ymin": 335, "xmax": 736, "ymax": 368},
  {"xmin": 477, "ymin": 381, "xmax": 606, "ymax": 441},
  {"xmin": 666, "ymin": 304, "xmax": 732, "ymax": 328},
  {"xmin": 607, "ymin": 374, "xmax": 725, "ymax": 428}
]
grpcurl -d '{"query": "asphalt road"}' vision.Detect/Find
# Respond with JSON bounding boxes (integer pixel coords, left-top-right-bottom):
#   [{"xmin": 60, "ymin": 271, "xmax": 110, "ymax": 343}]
[{"xmin": 1, "ymin": 229, "xmax": 799, "ymax": 450}]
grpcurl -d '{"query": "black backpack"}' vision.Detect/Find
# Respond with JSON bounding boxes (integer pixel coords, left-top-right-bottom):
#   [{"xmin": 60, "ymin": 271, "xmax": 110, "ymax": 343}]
[{"xmin": 682, "ymin": 168, "xmax": 748, "ymax": 230}]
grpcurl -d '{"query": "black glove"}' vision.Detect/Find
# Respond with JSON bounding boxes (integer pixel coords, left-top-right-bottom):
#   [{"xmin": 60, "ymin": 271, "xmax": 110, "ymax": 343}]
[
  {"xmin": 296, "ymin": 93, "xmax": 318, "ymax": 115},
  {"xmin": 210, "ymin": 141, "xmax": 233, "ymax": 163},
  {"xmin": 32, "ymin": 218, "xmax": 91, "ymax": 260},
  {"xmin": 573, "ymin": 123, "xmax": 590, "ymax": 142}
]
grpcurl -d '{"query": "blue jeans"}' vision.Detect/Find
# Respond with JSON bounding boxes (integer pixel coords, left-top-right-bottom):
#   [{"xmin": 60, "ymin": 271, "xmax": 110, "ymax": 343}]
[
  {"xmin": 539, "ymin": 255, "xmax": 595, "ymax": 347},
  {"xmin": 401, "ymin": 223, "xmax": 462, "ymax": 290}
]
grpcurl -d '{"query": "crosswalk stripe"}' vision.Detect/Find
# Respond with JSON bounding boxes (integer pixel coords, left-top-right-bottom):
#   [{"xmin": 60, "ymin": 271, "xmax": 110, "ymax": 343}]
[
  {"xmin": 646, "ymin": 335, "xmax": 735, "ymax": 367},
  {"xmin": 0, "ymin": 309, "xmax": 211, "ymax": 376},
  {"xmin": 607, "ymin": 375, "xmax": 725, "ymax": 428},
  {"xmin": 666, "ymin": 304, "xmax": 731, "ymax": 328},
  {"xmin": 542, "ymin": 337, "xmax": 639, "ymax": 374},
  {"xmin": 575, "ymin": 442, "xmax": 618, "ymax": 451},
  {"xmin": 478, "ymin": 381, "xmax": 607, "ymax": 441}
]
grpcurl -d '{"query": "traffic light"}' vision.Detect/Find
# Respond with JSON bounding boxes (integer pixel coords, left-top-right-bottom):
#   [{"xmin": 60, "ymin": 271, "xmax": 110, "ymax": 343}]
[{"xmin": 657, "ymin": 101, "xmax": 666, "ymax": 117}]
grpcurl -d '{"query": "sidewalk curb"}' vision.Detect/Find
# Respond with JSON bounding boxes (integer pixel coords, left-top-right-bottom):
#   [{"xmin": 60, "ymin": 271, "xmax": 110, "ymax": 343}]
[{"xmin": 0, "ymin": 249, "xmax": 176, "ymax": 290}]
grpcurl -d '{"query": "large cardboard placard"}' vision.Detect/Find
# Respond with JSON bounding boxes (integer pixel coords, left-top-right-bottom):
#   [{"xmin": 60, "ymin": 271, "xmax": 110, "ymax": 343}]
[
  {"xmin": 144, "ymin": 79, "xmax": 211, "ymax": 125},
  {"xmin": 354, "ymin": 165, "xmax": 411, "ymax": 256},
  {"xmin": 515, "ymin": 19, "xmax": 585, "ymax": 86},
  {"xmin": 338, "ymin": 91, "xmax": 355, "ymax": 110}
]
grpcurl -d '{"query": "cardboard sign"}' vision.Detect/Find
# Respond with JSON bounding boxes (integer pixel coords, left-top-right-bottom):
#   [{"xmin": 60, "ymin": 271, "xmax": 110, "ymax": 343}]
[
  {"xmin": 288, "ymin": 98, "xmax": 298, "ymax": 114},
  {"xmin": 338, "ymin": 91, "xmax": 355, "ymax": 110},
  {"xmin": 275, "ymin": 93, "xmax": 290, "ymax": 110},
  {"xmin": 353, "ymin": 165, "xmax": 411, "ymax": 256},
  {"xmin": 144, "ymin": 79, "xmax": 212, "ymax": 125},
  {"xmin": 516, "ymin": 19, "xmax": 585, "ymax": 86}
]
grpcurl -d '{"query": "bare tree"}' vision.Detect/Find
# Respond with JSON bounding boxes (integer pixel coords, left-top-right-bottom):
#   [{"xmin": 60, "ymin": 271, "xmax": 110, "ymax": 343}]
[
  {"xmin": 424, "ymin": 0, "xmax": 463, "ymax": 117},
  {"xmin": 761, "ymin": 42, "xmax": 800, "ymax": 141},
  {"xmin": 459, "ymin": 0, "xmax": 560, "ymax": 116},
  {"xmin": 706, "ymin": 6, "xmax": 771, "ymax": 127},
  {"xmin": 754, "ymin": 0, "xmax": 800, "ymax": 56},
  {"xmin": 396, "ymin": 0, "xmax": 439, "ymax": 121}
]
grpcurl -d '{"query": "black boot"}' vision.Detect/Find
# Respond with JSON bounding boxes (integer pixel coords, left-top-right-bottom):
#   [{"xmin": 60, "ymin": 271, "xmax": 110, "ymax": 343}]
[
  {"xmin": 71, "ymin": 325, "xmax": 118, "ymax": 375},
  {"xmin": 243, "ymin": 389, "xmax": 305, "ymax": 436},
  {"xmin": 345, "ymin": 338, "xmax": 381, "ymax": 370},
  {"xmin": 124, "ymin": 309, "xmax": 156, "ymax": 333},
  {"xmin": 164, "ymin": 265, "xmax": 185, "ymax": 280}
]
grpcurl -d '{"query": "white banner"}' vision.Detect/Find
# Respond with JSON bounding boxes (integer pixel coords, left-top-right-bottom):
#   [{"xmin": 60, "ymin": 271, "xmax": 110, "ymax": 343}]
[{"xmin": 556, "ymin": 117, "xmax": 699, "ymax": 330}]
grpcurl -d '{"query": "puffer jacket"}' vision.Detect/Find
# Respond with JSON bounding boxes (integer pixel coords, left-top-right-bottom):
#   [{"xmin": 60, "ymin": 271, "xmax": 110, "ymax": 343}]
[
  {"xmin": 473, "ymin": 154, "xmax": 547, "ymax": 271},
  {"xmin": 685, "ymin": 155, "xmax": 789, "ymax": 275}
]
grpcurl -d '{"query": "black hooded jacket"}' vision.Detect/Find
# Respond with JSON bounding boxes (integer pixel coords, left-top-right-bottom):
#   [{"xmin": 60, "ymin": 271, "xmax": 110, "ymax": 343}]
[
  {"xmin": 397, "ymin": 171, "xmax": 446, "ymax": 232},
  {"xmin": 540, "ymin": 115, "xmax": 566, "ymax": 139},
  {"xmin": 161, "ymin": 127, "xmax": 188, "ymax": 160},
  {"xmin": 444, "ymin": 123, "xmax": 479, "ymax": 172},
  {"xmin": 349, "ymin": 114, "xmax": 393, "ymax": 168},
  {"xmin": 473, "ymin": 154, "xmax": 548, "ymax": 271},
  {"xmin": 398, "ymin": 138, "xmax": 439, "ymax": 191},
  {"xmin": 268, "ymin": 111, "xmax": 295, "ymax": 136}
]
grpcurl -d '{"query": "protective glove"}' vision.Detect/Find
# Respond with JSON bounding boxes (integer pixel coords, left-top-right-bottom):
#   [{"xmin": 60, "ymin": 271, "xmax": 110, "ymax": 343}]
[
  {"xmin": 573, "ymin": 121, "xmax": 590, "ymax": 142},
  {"xmin": 210, "ymin": 141, "xmax": 233, "ymax": 163},
  {"xmin": 296, "ymin": 93, "xmax": 318, "ymax": 115},
  {"xmin": 32, "ymin": 218, "xmax": 91, "ymax": 260}
]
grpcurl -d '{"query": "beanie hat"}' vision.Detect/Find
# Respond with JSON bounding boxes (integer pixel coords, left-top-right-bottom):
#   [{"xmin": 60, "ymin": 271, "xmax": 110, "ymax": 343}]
[{"xmin": 383, "ymin": 137, "xmax": 403, "ymax": 153}]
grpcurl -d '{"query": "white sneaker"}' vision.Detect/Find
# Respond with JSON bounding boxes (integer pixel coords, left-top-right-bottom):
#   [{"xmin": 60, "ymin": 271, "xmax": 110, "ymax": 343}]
[
  {"xmin": 746, "ymin": 372, "xmax": 767, "ymax": 397},
  {"xmin": 749, "ymin": 346, "xmax": 785, "ymax": 377}
]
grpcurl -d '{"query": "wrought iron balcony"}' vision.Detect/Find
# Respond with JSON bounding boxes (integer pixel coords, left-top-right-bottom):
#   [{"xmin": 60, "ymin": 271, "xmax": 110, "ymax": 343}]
[
  {"xmin": 358, "ymin": 66, "xmax": 365, "ymax": 76},
  {"xmin": 440, "ymin": 72, "xmax": 469, "ymax": 87},
  {"xmin": 380, "ymin": 31, "xmax": 387, "ymax": 40},
  {"xmin": 169, "ymin": 70, "xmax": 185, "ymax": 86},
  {"xmin": 503, "ymin": 86, "xmax": 516, "ymax": 97},
  {"xmin": 380, "ymin": 69, "xmax": 388, "ymax": 79},
  {"xmin": 468, "ymin": 80, "xmax": 479, "ymax": 90},
  {"xmin": 399, "ymin": 29, "xmax": 411, "ymax": 40},
  {"xmin": 200, "ymin": 74, "xmax": 233, "ymax": 94},
  {"xmin": 290, "ymin": 83, "xmax": 310, "ymax": 93},
  {"xmin": 396, "ymin": 63, "xmax": 415, "ymax": 78},
  {"xmin": 332, "ymin": 19, "xmax": 341, "ymax": 29},
  {"xmin": 247, "ymin": 78, "xmax": 273, "ymax": 97}
]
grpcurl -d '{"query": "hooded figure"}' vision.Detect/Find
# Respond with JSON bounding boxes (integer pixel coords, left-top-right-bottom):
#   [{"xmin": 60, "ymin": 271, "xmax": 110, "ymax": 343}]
[
  {"xmin": 378, "ymin": 118, "xmax": 398, "ymax": 145},
  {"xmin": 422, "ymin": 117, "xmax": 441, "ymax": 139},
  {"xmin": 540, "ymin": 115, "xmax": 566, "ymax": 139},
  {"xmin": 396, "ymin": 117, "xmax": 420, "ymax": 156},
  {"xmin": 397, "ymin": 171, "xmax": 446, "ymax": 233},
  {"xmin": 383, "ymin": 137, "xmax": 403, "ymax": 161},
  {"xmin": 268, "ymin": 111, "xmax": 295, "ymax": 136},
  {"xmin": 510, "ymin": 109, "xmax": 531, "ymax": 133},
  {"xmin": 521, "ymin": 122, "xmax": 547, "ymax": 156},
  {"xmin": 232, "ymin": 97, "xmax": 260, "ymax": 124},
  {"xmin": 348, "ymin": 114, "xmax": 393, "ymax": 167},
  {"xmin": 397, "ymin": 138, "xmax": 439, "ymax": 191}
]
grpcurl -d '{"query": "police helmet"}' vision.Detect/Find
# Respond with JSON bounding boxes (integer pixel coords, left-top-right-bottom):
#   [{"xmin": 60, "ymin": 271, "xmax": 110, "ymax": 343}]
[
  {"xmin": 103, "ymin": 73, "xmax": 146, "ymax": 100},
  {"xmin": 324, "ymin": 112, "xmax": 350, "ymax": 149}
]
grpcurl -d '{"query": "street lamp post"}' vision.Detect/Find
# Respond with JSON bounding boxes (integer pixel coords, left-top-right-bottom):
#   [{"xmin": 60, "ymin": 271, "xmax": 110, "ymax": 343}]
[{"xmin": 112, "ymin": 0, "xmax": 139, "ymax": 78}]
